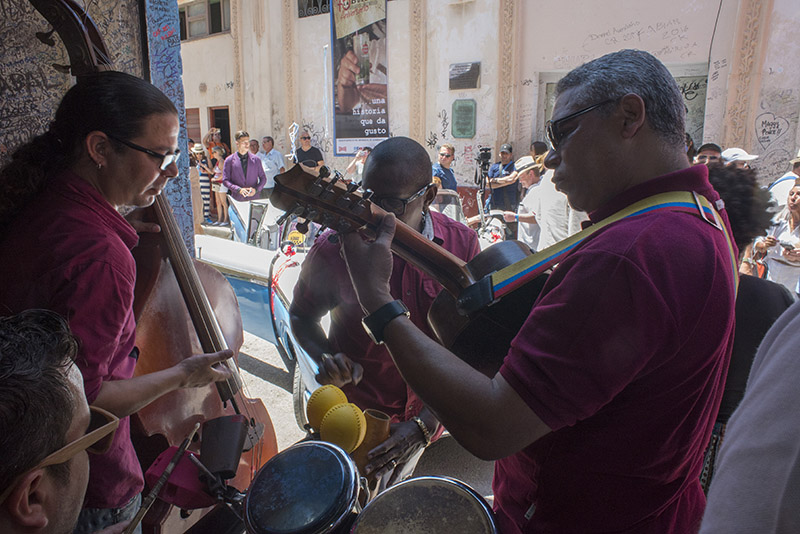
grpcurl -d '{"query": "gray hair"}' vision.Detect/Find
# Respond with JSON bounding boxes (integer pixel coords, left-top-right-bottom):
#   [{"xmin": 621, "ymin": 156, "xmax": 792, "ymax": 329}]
[{"xmin": 556, "ymin": 49, "xmax": 685, "ymax": 147}]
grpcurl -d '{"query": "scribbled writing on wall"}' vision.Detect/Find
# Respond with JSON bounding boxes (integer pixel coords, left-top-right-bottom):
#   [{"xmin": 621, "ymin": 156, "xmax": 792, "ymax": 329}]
[
  {"xmin": 581, "ymin": 17, "xmax": 699, "ymax": 60},
  {"xmin": 302, "ymin": 120, "xmax": 332, "ymax": 153},
  {"xmin": 146, "ymin": 0, "xmax": 194, "ymax": 249},
  {"xmin": 675, "ymin": 75, "xmax": 707, "ymax": 144},
  {"xmin": 755, "ymin": 113, "xmax": 789, "ymax": 150},
  {"xmin": 426, "ymin": 132, "xmax": 438, "ymax": 149},
  {"xmin": 438, "ymin": 109, "xmax": 449, "ymax": 141},
  {"xmin": 0, "ymin": 0, "xmax": 144, "ymax": 168},
  {"xmin": 461, "ymin": 144, "xmax": 475, "ymax": 168}
]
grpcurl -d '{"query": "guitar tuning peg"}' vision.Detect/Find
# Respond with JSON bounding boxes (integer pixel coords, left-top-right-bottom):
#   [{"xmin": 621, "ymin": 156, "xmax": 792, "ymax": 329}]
[
  {"xmin": 345, "ymin": 182, "xmax": 360, "ymax": 194},
  {"xmin": 276, "ymin": 212, "xmax": 292, "ymax": 226},
  {"xmin": 318, "ymin": 166, "xmax": 331, "ymax": 179},
  {"xmin": 276, "ymin": 203, "xmax": 305, "ymax": 226},
  {"xmin": 305, "ymin": 208, "xmax": 319, "ymax": 221},
  {"xmin": 320, "ymin": 174, "xmax": 341, "ymax": 201},
  {"xmin": 321, "ymin": 213, "xmax": 336, "ymax": 227},
  {"xmin": 362, "ymin": 189, "xmax": 374, "ymax": 201},
  {"xmin": 295, "ymin": 220, "xmax": 309, "ymax": 234},
  {"xmin": 337, "ymin": 219, "xmax": 353, "ymax": 233},
  {"xmin": 314, "ymin": 226, "xmax": 327, "ymax": 239}
]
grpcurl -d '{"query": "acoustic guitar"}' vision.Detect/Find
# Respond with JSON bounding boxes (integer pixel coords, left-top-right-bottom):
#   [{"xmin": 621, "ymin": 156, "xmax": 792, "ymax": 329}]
[{"xmin": 271, "ymin": 165, "xmax": 548, "ymax": 376}]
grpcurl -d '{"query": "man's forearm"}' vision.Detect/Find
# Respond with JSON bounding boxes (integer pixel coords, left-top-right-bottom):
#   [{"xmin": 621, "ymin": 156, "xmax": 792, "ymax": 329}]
[
  {"xmin": 382, "ymin": 315, "xmax": 548, "ymax": 460},
  {"xmin": 290, "ymin": 312, "xmax": 331, "ymax": 361},
  {"xmin": 91, "ymin": 366, "xmax": 185, "ymax": 418}
]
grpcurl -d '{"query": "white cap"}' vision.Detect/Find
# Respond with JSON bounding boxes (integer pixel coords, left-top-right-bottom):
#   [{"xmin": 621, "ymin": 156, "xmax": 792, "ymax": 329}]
[{"xmin": 721, "ymin": 148, "xmax": 758, "ymax": 163}]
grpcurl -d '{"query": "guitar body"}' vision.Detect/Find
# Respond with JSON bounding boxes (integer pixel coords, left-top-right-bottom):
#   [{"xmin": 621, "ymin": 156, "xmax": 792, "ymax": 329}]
[{"xmin": 427, "ymin": 240, "xmax": 548, "ymax": 377}]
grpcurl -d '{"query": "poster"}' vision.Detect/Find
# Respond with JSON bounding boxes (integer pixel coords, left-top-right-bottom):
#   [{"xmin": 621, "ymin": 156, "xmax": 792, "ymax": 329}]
[{"xmin": 331, "ymin": 0, "xmax": 389, "ymax": 156}]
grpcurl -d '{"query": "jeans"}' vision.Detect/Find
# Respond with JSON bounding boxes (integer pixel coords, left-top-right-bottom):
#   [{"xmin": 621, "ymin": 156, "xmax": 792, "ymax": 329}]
[{"xmin": 74, "ymin": 493, "xmax": 141, "ymax": 534}]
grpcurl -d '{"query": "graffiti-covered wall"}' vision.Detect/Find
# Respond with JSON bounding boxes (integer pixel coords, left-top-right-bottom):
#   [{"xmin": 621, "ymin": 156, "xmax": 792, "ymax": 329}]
[{"xmin": 0, "ymin": 0, "xmax": 143, "ymax": 167}]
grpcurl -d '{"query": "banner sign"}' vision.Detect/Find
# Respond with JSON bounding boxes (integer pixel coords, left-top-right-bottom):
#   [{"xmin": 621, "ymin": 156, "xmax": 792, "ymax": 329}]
[{"xmin": 331, "ymin": 0, "xmax": 389, "ymax": 156}]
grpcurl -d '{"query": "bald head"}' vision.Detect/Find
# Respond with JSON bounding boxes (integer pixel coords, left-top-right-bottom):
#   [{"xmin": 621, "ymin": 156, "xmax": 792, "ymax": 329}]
[{"xmin": 362, "ymin": 137, "xmax": 432, "ymax": 193}]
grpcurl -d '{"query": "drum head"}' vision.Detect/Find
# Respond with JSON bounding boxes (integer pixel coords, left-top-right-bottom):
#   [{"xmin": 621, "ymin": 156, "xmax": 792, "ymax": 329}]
[
  {"xmin": 245, "ymin": 441, "xmax": 358, "ymax": 534},
  {"xmin": 352, "ymin": 476, "xmax": 496, "ymax": 534}
]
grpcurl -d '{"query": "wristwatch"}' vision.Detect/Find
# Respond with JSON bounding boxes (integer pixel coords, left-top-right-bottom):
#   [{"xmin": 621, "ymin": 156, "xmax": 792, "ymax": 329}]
[{"xmin": 361, "ymin": 300, "xmax": 410, "ymax": 345}]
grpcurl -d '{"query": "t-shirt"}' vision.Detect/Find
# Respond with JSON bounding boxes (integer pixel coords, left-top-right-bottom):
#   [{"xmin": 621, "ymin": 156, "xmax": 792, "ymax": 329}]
[
  {"xmin": 517, "ymin": 184, "xmax": 540, "ymax": 251},
  {"xmin": 432, "ymin": 163, "xmax": 457, "ymax": 191},
  {"xmin": 291, "ymin": 211, "xmax": 480, "ymax": 422},
  {"xmin": 700, "ymin": 300, "xmax": 800, "ymax": 533},
  {"xmin": 293, "ymin": 146, "xmax": 324, "ymax": 166},
  {"xmin": 495, "ymin": 165, "xmax": 738, "ymax": 533},
  {"xmin": 0, "ymin": 171, "xmax": 143, "ymax": 509},
  {"xmin": 488, "ymin": 161, "xmax": 518, "ymax": 210}
]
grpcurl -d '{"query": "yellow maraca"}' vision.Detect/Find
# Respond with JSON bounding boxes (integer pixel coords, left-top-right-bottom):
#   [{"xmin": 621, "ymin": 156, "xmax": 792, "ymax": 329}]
[
  {"xmin": 306, "ymin": 384, "xmax": 348, "ymax": 431},
  {"xmin": 320, "ymin": 402, "xmax": 367, "ymax": 453}
]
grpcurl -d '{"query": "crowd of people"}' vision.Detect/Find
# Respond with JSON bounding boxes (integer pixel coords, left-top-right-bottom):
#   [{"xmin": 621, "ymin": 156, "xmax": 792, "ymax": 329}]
[{"xmin": 3, "ymin": 48, "xmax": 800, "ymax": 534}]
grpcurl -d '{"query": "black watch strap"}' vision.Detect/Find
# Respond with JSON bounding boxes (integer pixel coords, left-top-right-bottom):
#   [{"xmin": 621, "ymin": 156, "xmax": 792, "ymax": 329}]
[{"xmin": 361, "ymin": 300, "xmax": 410, "ymax": 345}]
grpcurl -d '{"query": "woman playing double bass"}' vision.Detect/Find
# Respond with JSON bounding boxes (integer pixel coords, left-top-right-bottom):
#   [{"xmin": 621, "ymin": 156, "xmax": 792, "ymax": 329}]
[{"xmin": 0, "ymin": 71, "xmax": 233, "ymax": 533}]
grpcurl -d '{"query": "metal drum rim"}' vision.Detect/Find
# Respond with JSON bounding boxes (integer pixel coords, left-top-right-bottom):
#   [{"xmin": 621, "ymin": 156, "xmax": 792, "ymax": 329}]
[
  {"xmin": 353, "ymin": 475, "xmax": 498, "ymax": 534},
  {"xmin": 244, "ymin": 440, "xmax": 360, "ymax": 534}
]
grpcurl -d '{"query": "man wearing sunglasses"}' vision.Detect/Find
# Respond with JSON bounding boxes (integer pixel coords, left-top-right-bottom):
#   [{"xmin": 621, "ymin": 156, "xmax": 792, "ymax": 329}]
[
  {"xmin": 432, "ymin": 143, "xmax": 457, "ymax": 191},
  {"xmin": 290, "ymin": 136, "xmax": 480, "ymax": 492},
  {"xmin": 1, "ymin": 310, "xmax": 122, "ymax": 534},
  {"xmin": 340, "ymin": 50, "xmax": 737, "ymax": 533},
  {"xmin": 292, "ymin": 130, "xmax": 325, "ymax": 168}
]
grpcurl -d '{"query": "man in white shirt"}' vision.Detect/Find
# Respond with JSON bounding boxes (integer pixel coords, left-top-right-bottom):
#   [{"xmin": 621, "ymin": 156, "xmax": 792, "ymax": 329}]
[
  {"xmin": 503, "ymin": 155, "xmax": 541, "ymax": 251},
  {"xmin": 257, "ymin": 136, "xmax": 286, "ymax": 199}
]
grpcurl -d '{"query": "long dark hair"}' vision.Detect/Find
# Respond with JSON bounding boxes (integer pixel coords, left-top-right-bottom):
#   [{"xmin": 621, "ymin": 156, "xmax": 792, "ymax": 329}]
[{"xmin": 0, "ymin": 71, "xmax": 177, "ymax": 225}]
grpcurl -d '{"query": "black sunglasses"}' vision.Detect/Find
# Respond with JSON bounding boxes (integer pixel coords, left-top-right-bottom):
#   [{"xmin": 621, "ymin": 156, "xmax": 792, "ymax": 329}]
[
  {"xmin": 439, "ymin": 153, "xmax": 453, "ymax": 158},
  {"xmin": 372, "ymin": 183, "xmax": 432, "ymax": 216},
  {"xmin": 106, "ymin": 133, "xmax": 180, "ymax": 170},
  {"xmin": 300, "ymin": 136, "xmax": 311, "ymax": 140},
  {"xmin": 546, "ymin": 99, "xmax": 615, "ymax": 149}
]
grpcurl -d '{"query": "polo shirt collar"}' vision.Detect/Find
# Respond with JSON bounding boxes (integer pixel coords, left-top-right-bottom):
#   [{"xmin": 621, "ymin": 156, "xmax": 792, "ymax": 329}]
[{"xmin": 588, "ymin": 164, "xmax": 710, "ymax": 224}]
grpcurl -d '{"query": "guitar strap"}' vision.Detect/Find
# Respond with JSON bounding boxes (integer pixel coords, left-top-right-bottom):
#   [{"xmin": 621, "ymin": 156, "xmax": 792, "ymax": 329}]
[{"xmin": 489, "ymin": 190, "xmax": 739, "ymax": 302}]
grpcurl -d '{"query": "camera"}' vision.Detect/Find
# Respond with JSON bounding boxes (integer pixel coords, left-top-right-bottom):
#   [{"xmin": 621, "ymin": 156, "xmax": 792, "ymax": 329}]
[
  {"xmin": 473, "ymin": 147, "xmax": 492, "ymax": 186},
  {"xmin": 477, "ymin": 147, "xmax": 492, "ymax": 166}
]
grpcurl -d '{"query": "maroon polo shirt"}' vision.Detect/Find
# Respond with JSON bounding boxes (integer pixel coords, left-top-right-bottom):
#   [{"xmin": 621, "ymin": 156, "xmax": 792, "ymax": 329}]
[
  {"xmin": 495, "ymin": 165, "xmax": 737, "ymax": 533},
  {"xmin": 291, "ymin": 211, "xmax": 481, "ymax": 424},
  {"xmin": 0, "ymin": 170, "xmax": 143, "ymax": 509}
]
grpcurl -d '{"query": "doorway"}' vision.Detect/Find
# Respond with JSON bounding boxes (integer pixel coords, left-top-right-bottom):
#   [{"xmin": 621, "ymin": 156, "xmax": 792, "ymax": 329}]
[{"xmin": 209, "ymin": 107, "xmax": 231, "ymax": 150}]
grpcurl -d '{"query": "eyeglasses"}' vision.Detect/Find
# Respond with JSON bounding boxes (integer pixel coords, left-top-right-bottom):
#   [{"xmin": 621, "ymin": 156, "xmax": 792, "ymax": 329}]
[
  {"xmin": 106, "ymin": 133, "xmax": 181, "ymax": 170},
  {"xmin": 0, "ymin": 406, "xmax": 119, "ymax": 503},
  {"xmin": 300, "ymin": 136, "xmax": 311, "ymax": 140},
  {"xmin": 439, "ymin": 153, "xmax": 453, "ymax": 158},
  {"xmin": 546, "ymin": 99, "xmax": 615, "ymax": 149},
  {"xmin": 372, "ymin": 183, "xmax": 432, "ymax": 216}
]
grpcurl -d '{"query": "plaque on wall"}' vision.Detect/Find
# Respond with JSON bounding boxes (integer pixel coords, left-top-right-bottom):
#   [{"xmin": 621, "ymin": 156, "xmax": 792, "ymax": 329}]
[
  {"xmin": 449, "ymin": 62, "xmax": 480, "ymax": 90},
  {"xmin": 452, "ymin": 99, "xmax": 477, "ymax": 139}
]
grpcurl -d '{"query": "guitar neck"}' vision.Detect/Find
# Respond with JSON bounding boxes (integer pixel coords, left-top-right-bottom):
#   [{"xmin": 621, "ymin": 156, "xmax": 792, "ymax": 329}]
[
  {"xmin": 272, "ymin": 165, "xmax": 476, "ymax": 294},
  {"xmin": 379, "ymin": 211, "xmax": 476, "ymax": 295}
]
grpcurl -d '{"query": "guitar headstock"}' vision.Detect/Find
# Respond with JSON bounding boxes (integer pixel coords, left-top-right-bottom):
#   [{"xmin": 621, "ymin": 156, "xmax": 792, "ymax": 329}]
[{"xmin": 272, "ymin": 164, "xmax": 381, "ymax": 236}]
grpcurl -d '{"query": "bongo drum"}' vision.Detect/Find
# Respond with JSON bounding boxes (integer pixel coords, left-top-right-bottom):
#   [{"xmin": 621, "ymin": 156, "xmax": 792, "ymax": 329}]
[
  {"xmin": 244, "ymin": 441, "xmax": 361, "ymax": 534},
  {"xmin": 351, "ymin": 476, "xmax": 498, "ymax": 533}
]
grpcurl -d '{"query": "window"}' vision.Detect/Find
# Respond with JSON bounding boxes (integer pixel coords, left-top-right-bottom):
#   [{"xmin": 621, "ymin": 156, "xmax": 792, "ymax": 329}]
[{"xmin": 179, "ymin": 0, "xmax": 230, "ymax": 41}]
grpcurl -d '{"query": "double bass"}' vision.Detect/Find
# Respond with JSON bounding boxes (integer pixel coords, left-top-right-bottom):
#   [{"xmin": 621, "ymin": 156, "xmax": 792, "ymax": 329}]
[{"xmin": 28, "ymin": 1, "xmax": 278, "ymax": 531}]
